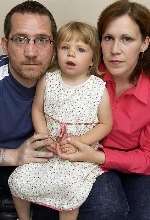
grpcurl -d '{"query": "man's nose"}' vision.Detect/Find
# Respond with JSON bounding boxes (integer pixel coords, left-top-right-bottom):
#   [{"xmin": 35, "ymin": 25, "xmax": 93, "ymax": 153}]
[{"xmin": 24, "ymin": 41, "xmax": 38, "ymax": 58}]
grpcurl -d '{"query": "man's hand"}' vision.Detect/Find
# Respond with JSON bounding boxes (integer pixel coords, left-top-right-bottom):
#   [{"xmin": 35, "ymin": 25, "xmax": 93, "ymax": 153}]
[{"xmin": 14, "ymin": 133, "xmax": 54, "ymax": 165}]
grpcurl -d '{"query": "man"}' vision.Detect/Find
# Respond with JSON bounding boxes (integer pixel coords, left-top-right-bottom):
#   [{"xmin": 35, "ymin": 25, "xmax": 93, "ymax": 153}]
[{"xmin": 0, "ymin": 1, "xmax": 57, "ymax": 219}]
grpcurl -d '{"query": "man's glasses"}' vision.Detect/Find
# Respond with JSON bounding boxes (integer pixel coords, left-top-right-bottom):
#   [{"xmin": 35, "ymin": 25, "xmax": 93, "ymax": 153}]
[{"xmin": 9, "ymin": 35, "xmax": 54, "ymax": 48}]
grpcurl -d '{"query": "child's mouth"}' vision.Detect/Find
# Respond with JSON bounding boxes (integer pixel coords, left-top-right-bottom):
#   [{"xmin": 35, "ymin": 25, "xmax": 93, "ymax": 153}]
[{"xmin": 66, "ymin": 61, "xmax": 76, "ymax": 66}]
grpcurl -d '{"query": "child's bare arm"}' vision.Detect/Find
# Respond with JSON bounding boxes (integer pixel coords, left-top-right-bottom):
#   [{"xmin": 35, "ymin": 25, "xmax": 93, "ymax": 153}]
[
  {"xmin": 59, "ymin": 88, "xmax": 112, "ymax": 155},
  {"xmin": 32, "ymin": 76, "xmax": 48, "ymax": 134},
  {"xmin": 32, "ymin": 76, "xmax": 56, "ymax": 152},
  {"xmin": 77, "ymin": 88, "xmax": 112, "ymax": 145}
]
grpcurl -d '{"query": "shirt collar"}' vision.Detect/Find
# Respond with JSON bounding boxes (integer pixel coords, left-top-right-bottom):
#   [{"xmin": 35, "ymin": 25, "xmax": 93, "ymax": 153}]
[
  {"xmin": 99, "ymin": 64, "xmax": 149, "ymax": 104},
  {"xmin": 132, "ymin": 73, "xmax": 149, "ymax": 104}
]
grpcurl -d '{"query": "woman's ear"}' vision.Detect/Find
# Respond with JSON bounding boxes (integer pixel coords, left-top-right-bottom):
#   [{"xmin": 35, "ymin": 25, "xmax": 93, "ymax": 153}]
[
  {"xmin": 1, "ymin": 37, "xmax": 8, "ymax": 55},
  {"xmin": 140, "ymin": 36, "xmax": 150, "ymax": 53}
]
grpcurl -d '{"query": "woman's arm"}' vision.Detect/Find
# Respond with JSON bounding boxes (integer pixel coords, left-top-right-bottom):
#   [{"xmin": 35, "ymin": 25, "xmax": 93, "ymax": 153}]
[
  {"xmin": 103, "ymin": 123, "xmax": 150, "ymax": 174},
  {"xmin": 57, "ymin": 138, "xmax": 105, "ymax": 164}
]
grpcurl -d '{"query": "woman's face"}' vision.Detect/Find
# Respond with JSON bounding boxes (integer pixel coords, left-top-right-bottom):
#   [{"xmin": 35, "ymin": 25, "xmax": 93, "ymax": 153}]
[{"xmin": 101, "ymin": 14, "xmax": 149, "ymax": 79}]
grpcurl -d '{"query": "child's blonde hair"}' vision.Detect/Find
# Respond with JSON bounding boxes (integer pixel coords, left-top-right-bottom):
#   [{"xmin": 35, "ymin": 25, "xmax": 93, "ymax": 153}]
[{"xmin": 56, "ymin": 21, "xmax": 100, "ymax": 74}]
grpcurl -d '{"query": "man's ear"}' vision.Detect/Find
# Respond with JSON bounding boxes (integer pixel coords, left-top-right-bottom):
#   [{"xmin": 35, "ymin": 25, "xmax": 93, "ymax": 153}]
[
  {"xmin": 1, "ymin": 37, "xmax": 8, "ymax": 55},
  {"xmin": 140, "ymin": 36, "xmax": 150, "ymax": 53}
]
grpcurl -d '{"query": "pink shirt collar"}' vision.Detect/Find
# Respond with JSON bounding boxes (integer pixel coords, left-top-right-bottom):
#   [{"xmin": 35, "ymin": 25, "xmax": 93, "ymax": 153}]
[{"xmin": 101, "ymin": 69, "xmax": 149, "ymax": 105}]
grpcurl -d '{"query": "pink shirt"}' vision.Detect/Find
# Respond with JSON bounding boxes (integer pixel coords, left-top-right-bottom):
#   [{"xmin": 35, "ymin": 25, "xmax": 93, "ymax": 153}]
[{"xmin": 101, "ymin": 71, "xmax": 150, "ymax": 175}]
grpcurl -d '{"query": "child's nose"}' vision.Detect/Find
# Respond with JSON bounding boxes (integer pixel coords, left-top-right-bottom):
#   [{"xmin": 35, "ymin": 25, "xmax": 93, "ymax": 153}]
[{"xmin": 67, "ymin": 48, "xmax": 75, "ymax": 57}]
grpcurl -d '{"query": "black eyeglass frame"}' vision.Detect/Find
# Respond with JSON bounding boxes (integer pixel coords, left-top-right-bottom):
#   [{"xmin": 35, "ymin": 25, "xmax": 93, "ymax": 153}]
[{"xmin": 9, "ymin": 35, "xmax": 54, "ymax": 46}]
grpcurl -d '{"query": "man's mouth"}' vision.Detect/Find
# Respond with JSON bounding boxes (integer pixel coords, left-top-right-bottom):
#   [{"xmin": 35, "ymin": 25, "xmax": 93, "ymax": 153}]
[{"xmin": 23, "ymin": 63, "xmax": 39, "ymax": 65}]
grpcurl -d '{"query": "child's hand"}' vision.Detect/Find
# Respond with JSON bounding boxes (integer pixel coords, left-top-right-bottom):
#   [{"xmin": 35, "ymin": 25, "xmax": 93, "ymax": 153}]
[
  {"xmin": 58, "ymin": 135, "xmax": 80, "ymax": 154},
  {"xmin": 46, "ymin": 137, "xmax": 58, "ymax": 154},
  {"xmin": 60, "ymin": 143, "xmax": 77, "ymax": 154}
]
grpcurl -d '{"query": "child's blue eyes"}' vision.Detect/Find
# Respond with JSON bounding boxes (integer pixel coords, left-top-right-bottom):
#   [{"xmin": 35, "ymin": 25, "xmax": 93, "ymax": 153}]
[
  {"xmin": 61, "ymin": 46, "xmax": 69, "ymax": 50},
  {"xmin": 78, "ymin": 48, "xmax": 86, "ymax": 52}
]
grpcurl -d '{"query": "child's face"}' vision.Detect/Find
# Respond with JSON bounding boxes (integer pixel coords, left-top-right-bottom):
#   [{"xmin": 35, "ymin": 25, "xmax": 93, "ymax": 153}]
[{"xmin": 57, "ymin": 38, "xmax": 93, "ymax": 80}]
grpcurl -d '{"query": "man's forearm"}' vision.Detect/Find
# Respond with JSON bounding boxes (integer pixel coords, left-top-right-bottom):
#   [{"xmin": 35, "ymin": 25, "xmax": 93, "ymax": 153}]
[{"xmin": 0, "ymin": 148, "xmax": 18, "ymax": 166}]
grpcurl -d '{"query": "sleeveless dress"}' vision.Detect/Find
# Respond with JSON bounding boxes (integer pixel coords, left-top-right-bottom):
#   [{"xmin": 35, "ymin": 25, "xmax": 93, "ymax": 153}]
[{"xmin": 8, "ymin": 70, "xmax": 105, "ymax": 211}]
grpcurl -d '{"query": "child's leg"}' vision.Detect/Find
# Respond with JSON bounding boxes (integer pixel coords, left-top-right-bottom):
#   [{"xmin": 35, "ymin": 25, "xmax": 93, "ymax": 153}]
[
  {"xmin": 12, "ymin": 196, "xmax": 31, "ymax": 220},
  {"xmin": 59, "ymin": 208, "xmax": 79, "ymax": 220}
]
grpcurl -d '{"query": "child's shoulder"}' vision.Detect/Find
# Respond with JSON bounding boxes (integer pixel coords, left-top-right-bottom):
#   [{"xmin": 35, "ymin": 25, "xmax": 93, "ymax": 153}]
[
  {"xmin": 91, "ymin": 74, "xmax": 106, "ymax": 87},
  {"xmin": 45, "ymin": 69, "xmax": 61, "ymax": 80}
]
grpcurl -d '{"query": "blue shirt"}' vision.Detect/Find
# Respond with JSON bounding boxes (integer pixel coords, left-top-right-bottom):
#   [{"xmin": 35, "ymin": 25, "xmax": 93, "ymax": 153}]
[{"xmin": 0, "ymin": 55, "xmax": 35, "ymax": 148}]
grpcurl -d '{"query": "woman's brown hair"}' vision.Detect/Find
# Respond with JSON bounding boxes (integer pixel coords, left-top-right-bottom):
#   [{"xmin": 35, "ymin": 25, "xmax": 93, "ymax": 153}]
[{"xmin": 97, "ymin": 0, "xmax": 150, "ymax": 82}]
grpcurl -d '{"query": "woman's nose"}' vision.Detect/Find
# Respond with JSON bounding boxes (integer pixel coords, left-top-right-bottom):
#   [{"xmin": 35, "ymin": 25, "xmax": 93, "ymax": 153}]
[{"xmin": 111, "ymin": 40, "xmax": 121, "ymax": 54}]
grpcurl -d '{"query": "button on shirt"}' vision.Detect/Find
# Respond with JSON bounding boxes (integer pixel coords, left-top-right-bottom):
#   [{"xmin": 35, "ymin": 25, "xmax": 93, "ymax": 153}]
[{"xmin": 101, "ymin": 71, "xmax": 150, "ymax": 175}]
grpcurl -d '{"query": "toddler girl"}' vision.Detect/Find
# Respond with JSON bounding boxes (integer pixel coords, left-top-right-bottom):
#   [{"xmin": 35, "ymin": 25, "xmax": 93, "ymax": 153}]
[{"xmin": 8, "ymin": 21, "xmax": 112, "ymax": 220}]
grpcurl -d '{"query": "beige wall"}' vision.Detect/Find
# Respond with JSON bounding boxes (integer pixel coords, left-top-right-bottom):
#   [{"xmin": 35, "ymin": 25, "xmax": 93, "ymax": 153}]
[
  {"xmin": 0, "ymin": 0, "xmax": 149, "ymax": 52},
  {"xmin": 1, "ymin": 0, "xmax": 150, "ymax": 35},
  {"xmin": 38, "ymin": 0, "xmax": 150, "ymax": 28}
]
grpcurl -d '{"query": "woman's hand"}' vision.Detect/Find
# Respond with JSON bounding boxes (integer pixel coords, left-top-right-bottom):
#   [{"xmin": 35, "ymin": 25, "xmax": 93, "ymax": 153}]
[{"xmin": 57, "ymin": 138, "xmax": 105, "ymax": 164}]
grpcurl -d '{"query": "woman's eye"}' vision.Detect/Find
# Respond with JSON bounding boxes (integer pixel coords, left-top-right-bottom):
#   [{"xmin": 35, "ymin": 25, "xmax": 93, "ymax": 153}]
[
  {"xmin": 103, "ymin": 35, "xmax": 113, "ymax": 41},
  {"xmin": 122, "ymin": 36, "xmax": 133, "ymax": 43}
]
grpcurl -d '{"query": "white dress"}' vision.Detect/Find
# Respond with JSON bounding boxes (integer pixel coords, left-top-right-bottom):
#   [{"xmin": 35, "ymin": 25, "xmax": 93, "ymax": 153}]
[{"xmin": 8, "ymin": 70, "xmax": 105, "ymax": 211}]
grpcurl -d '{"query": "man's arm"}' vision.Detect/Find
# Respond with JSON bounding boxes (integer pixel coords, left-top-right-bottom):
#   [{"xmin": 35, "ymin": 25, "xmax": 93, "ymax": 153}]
[{"xmin": 0, "ymin": 133, "xmax": 53, "ymax": 166}]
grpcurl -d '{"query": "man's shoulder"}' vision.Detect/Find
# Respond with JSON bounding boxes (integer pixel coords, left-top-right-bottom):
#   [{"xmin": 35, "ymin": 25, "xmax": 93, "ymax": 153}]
[
  {"xmin": 0, "ymin": 55, "xmax": 9, "ymax": 80},
  {"xmin": 0, "ymin": 55, "xmax": 9, "ymax": 66}
]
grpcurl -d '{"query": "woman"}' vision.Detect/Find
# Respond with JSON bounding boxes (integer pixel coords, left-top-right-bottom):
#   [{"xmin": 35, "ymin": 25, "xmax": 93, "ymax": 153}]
[{"xmin": 57, "ymin": 1, "xmax": 150, "ymax": 220}]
